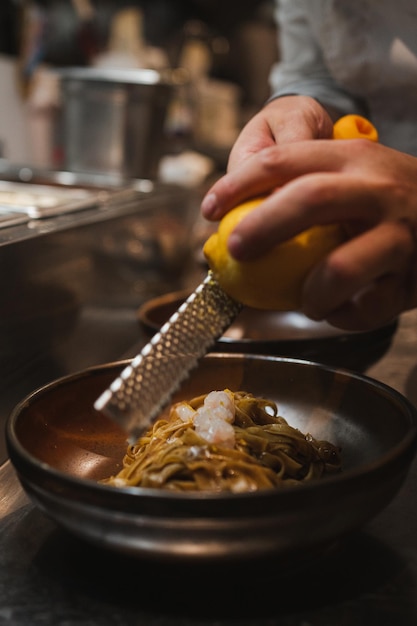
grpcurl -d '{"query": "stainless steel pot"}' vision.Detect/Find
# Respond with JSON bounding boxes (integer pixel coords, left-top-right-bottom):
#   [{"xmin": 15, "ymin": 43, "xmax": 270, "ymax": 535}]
[{"xmin": 54, "ymin": 67, "xmax": 181, "ymax": 180}]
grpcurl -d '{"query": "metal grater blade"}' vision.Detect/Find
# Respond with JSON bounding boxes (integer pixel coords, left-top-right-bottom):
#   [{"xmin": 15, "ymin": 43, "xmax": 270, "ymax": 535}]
[{"xmin": 94, "ymin": 271, "xmax": 242, "ymax": 442}]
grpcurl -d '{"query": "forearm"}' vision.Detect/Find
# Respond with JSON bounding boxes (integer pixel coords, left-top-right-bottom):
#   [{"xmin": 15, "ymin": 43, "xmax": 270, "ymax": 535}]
[{"xmin": 270, "ymin": 0, "xmax": 367, "ymax": 118}]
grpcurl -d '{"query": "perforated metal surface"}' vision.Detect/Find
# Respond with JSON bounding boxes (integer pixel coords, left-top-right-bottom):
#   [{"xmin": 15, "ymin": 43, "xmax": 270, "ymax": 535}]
[{"xmin": 94, "ymin": 271, "xmax": 242, "ymax": 440}]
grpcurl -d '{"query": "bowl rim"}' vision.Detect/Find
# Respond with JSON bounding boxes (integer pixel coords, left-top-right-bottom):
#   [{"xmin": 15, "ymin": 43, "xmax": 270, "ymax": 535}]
[
  {"xmin": 137, "ymin": 290, "xmax": 399, "ymax": 347},
  {"xmin": 6, "ymin": 354, "xmax": 417, "ymax": 510}
]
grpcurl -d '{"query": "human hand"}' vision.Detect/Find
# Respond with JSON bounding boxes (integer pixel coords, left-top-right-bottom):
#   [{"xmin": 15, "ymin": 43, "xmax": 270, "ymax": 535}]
[
  {"xmin": 201, "ymin": 95, "xmax": 334, "ymax": 220},
  {"xmin": 202, "ymin": 130, "xmax": 417, "ymax": 331}
]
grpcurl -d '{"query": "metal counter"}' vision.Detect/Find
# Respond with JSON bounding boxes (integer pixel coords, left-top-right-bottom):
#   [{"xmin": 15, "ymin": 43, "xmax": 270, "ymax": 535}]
[
  {"xmin": 0, "ymin": 307, "xmax": 417, "ymax": 625},
  {"xmin": 0, "ymin": 175, "xmax": 197, "ymax": 464}
]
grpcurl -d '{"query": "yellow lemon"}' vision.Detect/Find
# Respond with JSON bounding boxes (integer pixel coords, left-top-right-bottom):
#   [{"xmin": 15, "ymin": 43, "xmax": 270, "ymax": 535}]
[
  {"xmin": 203, "ymin": 197, "xmax": 345, "ymax": 310},
  {"xmin": 333, "ymin": 114, "xmax": 379, "ymax": 142},
  {"xmin": 203, "ymin": 115, "xmax": 378, "ymax": 311}
]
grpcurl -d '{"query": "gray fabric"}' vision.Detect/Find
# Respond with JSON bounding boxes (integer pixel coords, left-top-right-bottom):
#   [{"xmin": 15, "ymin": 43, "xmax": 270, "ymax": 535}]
[{"xmin": 270, "ymin": 0, "xmax": 417, "ymax": 154}]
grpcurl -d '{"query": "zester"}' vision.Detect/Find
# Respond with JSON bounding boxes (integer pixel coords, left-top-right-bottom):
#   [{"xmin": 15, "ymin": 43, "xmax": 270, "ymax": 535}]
[{"xmin": 94, "ymin": 270, "xmax": 242, "ymax": 441}]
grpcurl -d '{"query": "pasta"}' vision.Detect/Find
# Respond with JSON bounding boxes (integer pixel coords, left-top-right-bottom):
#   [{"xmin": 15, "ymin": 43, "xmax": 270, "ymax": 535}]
[{"xmin": 103, "ymin": 389, "xmax": 342, "ymax": 493}]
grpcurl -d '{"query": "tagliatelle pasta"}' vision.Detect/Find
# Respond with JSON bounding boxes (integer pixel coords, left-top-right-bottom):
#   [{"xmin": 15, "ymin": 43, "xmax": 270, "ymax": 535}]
[{"xmin": 103, "ymin": 390, "xmax": 342, "ymax": 493}]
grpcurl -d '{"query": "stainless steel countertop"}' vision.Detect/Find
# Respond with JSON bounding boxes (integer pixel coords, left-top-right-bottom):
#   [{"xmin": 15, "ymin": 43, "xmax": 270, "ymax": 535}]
[
  {"xmin": 1, "ymin": 309, "xmax": 417, "ymax": 625},
  {"xmin": 0, "ymin": 175, "xmax": 197, "ymax": 465}
]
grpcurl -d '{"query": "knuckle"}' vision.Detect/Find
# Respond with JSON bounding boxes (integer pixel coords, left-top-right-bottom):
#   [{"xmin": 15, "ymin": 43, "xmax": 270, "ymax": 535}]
[{"xmin": 257, "ymin": 146, "xmax": 284, "ymax": 176}]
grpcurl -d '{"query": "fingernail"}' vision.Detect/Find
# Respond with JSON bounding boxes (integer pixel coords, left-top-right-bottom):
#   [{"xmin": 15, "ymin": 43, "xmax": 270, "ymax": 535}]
[{"xmin": 201, "ymin": 193, "xmax": 218, "ymax": 218}]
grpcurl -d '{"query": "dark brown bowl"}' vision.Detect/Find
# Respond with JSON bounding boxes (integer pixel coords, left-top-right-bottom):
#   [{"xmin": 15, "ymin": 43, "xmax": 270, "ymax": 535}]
[
  {"xmin": 137, "ymin": 290, "xmax": 398, "ymax": 370},
  {"xmin": 6, "ymin": 354, "xmax": 417, "ymax": 564}
]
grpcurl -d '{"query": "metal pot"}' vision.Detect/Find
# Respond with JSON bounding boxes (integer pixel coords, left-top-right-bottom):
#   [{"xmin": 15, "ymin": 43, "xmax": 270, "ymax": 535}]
[{"xmin": 54, "ymin": 67, "xmax": 182, "ymax": 180}]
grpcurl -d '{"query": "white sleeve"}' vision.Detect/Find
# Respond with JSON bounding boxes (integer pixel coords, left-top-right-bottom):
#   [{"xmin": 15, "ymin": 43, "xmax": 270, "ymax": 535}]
[{"xmin": 269, "ymin": 0, "xmax": 366, "ymax": 116}]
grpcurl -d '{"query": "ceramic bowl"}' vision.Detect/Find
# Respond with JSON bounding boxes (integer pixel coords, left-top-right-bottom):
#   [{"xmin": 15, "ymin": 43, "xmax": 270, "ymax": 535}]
[
  {"xmin": 6, "ymin": 354, "xmax": 417, "ymax": 565},
  {"xmin": 137, "ymin": 290, "xmax": 398, "ymax": 370}
]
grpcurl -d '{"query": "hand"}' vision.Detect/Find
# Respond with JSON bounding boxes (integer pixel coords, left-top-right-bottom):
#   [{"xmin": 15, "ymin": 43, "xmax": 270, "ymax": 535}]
[
  {"xmin": 202, "ymin": 95, "xmax": 334, "ymax": 219},
  {"xmin": 201, "ymin": 108, "xmax": 417, "ymax": 331}
]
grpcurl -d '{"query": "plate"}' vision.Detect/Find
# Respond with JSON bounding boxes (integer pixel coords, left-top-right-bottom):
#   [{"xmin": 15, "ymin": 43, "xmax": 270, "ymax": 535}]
[
  {"xmin": 137, "ymin": 290, "xmax": 398, "ymax": 370},
  {"xmin": 6, "ymin": 354, "xmax": 417, "ymax": 564}
]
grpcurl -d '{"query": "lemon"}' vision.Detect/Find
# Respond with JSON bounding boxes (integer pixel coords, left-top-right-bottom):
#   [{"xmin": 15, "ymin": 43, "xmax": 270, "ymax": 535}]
[
  {"xmin": 203, "ymin": 197, "xmax": 345, "ymax": 311},
  {"xmin": 333, "ymin": 114, "xmax": 379, "ymax": 142},
  {"xmin": 203, "ymin": 115, "xmax": 377, "ymax": 311}
]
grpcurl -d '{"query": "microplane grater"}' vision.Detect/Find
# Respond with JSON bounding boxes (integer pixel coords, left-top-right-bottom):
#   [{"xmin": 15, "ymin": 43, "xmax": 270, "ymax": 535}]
[{"xmin": 94, "ymin": 271, "xmax": 242, "ymax": 442}]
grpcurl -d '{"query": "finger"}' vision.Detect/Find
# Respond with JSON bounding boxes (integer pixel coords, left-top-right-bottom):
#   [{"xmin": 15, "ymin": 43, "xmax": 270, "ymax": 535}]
[
  {"xmin": 201, "ymin": 148, "xmax": 281, "ymax": 221},
  {"xmin": 226, "ymin": 118, "xmax": 278, "ymax": 171},
  {"xmin": 227, "ymin": 172, "xmax": 382, "ymax": 260},
  {"xmin": 320, "ymin": 275, "xmax": 407, "ymax": 331},
  {"xmin": 227, "ymin": 96, "xmax": 333, "ymax": 171},
  {"xmin": 302, "ymin": 221, "xmax": 415, "ymax": 324},
  {"xmin": 202, "ymin": 139, "xmax": 349, "ymax": 221}
]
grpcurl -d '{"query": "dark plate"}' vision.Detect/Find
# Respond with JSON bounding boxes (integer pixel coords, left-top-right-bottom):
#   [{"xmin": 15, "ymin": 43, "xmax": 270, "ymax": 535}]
[
  {"xmin": 137, "ymin": 290, "xmax": 398, "ymax": 370},
  {"xmin": 6, "ymin": 354, "xmax": 417, "ymax": 565}
]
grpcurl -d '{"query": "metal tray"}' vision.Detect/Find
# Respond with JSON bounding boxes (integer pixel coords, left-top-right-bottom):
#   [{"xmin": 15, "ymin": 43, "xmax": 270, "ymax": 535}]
[
  {"xmin": 0, "ymin": 209, "xmax": 31, "ymax": 227},
  {"xmin": 0, "ymin": 180, "xmax": 100, "ymax": 219}
]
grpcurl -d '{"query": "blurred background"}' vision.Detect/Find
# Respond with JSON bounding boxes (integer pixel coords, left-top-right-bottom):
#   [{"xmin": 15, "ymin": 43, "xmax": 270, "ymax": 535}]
[
  {"xmin": 0, "ymin": 0, "xmax": 280, "ymax": 168},
  {"xmin": 0, "ymin": 0, "xmax": 281, "ymax": 464}
]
